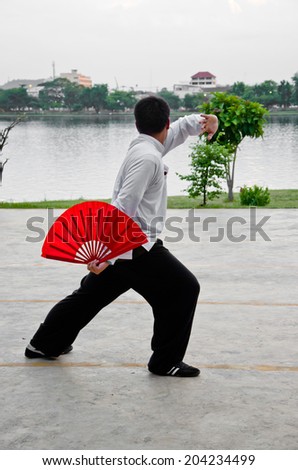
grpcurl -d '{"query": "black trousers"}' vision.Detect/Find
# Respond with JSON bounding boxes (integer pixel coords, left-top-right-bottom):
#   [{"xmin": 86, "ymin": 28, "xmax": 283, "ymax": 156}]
[{"xmin": 30, "ymin": 240, "xmax": 200, "ymax": 373}]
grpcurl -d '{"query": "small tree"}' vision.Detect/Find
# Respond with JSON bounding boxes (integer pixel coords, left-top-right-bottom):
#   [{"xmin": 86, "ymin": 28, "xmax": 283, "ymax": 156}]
[
  {"xmin": 177, "ymin": 141, "xmax": 231, "ymax": 206},
  {"xmin": 201, "ymin": 92, "xmax": 268, "ymax": 201},
  {"xmin": 0, "ymin": 118, "xmax": 22, "ymax": 185}
]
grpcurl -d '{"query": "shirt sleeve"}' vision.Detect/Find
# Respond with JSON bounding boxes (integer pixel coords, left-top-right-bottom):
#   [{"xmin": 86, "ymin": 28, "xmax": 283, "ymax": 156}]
[
  {"xmin": 162, "ymin": 114, "xmax": 204, "ymax": 156},
  {"xmin": 112, "ymin": 155, "xmax": 157, "ymax": 218}
]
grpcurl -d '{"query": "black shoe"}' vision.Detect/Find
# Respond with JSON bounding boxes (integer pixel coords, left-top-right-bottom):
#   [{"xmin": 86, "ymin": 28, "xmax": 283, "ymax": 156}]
[
  {"xmin": 150, "ymin": 361, "xmax": 200, "ymax": 377},
  {"xmin": 24, "ymin": 344, "xmax": 73, "ymax": 359}
]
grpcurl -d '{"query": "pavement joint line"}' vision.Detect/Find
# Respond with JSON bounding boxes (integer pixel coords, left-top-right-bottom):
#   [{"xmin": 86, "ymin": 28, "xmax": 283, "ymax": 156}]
[
  {"xmin": 0, "ymin": 362, "xmax": 298, "ymax": 372},
  {"xmin": 0, "ymin": 299, "xmax": 297, "ymax": 307}
]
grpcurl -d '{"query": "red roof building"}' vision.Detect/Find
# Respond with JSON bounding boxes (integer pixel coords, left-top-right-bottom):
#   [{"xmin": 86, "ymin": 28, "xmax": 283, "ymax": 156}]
[{"xmin": 190, "ymin": 71, "xmax": 216, "ymax": 87}]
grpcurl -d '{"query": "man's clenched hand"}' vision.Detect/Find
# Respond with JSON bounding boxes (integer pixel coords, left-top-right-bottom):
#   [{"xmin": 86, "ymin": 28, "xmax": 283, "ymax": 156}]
[
  {"xmin": 87, "ymin": 260, "xmax": 110, "ymax": 275},
  {"xmin": 200, "ymin": 114, "xmax": 219, "ymax": 141}
]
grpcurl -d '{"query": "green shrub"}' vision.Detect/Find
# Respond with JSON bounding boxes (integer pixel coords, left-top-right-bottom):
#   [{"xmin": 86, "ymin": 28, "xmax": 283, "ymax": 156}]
[{"xmin": 240, "ymin": 185, "xmax": 270, "ymax": 206}]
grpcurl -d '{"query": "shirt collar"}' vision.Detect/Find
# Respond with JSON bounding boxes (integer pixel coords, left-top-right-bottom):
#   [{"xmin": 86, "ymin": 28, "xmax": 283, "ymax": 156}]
[{"xmin": 138, "ymin": 133, "xmax": 165, "ymax": 153}]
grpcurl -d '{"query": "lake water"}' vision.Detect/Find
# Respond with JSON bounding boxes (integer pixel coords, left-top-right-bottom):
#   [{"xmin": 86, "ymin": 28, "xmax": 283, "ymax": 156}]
[{"xmin": 0, "ymin": 114, "xmax": 298, "ymax": 202}]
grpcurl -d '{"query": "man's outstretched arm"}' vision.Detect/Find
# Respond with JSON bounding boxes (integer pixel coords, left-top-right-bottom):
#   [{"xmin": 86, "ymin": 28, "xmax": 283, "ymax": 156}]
[{"xmin": 163, "ymin": 113, "xmax": 218, "ymax": 155}]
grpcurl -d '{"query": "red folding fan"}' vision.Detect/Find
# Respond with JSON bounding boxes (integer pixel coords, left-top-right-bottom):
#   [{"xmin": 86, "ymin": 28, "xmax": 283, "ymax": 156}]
[{"xmin": 41, "ymin": 201, "xmax": 148, "ymax": 264}]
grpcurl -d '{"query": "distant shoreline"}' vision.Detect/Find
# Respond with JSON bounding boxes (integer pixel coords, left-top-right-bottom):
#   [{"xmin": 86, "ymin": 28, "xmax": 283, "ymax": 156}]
[{"xmin": 0, "ymin": 109, "xmax": 298, "ymax": 119}]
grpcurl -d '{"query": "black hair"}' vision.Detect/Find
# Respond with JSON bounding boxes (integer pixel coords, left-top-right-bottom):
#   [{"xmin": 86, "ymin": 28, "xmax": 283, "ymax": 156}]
[{"xmin": 134, "ymin": 96, "xmax": 170, "ymax": 135}]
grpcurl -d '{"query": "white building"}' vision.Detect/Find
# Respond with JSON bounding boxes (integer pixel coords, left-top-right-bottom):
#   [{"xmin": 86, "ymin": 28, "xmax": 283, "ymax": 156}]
[
  {"xmin": 173, "ymin": 82, "xmax": 203, "ymax": 99},
  {"xmin": 60, "ymin": 69, "xmax": 92, "ymax": 88}
]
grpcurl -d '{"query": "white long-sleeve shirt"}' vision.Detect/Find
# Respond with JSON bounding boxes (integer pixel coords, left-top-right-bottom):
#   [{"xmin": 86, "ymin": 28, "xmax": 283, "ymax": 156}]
[{"xmin": 110, "ymin": 114, "xmax": 203, "ymax": 260}]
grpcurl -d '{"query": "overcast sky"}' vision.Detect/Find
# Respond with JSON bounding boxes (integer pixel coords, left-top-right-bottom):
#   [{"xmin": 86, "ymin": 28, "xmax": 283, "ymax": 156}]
[{"xmin": 1, "ymin": 0, "xmax": 297, "ymax": 90}]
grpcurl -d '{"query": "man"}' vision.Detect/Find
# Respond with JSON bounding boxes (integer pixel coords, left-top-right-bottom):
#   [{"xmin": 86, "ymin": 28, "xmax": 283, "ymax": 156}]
[{"xmin": 25, "ymin": 96, "xmax": 218, "ymax": 377}]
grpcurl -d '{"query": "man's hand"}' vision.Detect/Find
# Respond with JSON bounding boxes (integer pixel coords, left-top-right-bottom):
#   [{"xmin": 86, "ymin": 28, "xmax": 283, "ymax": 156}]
[
  {"xmin": 87, "ymin": 260, "xmax": 110, "ymax": 275},
  {"xmin": 200, "ymin": 114, "xmax": 219, "ymax": 141}
]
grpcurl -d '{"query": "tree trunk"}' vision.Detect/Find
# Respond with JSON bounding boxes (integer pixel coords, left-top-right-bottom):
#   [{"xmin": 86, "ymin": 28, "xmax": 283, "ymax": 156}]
[
  {"xmin": 203, "ymin": 187, "xmax": 207, "ymax": 206},
  {"xmin": 227, "ymin": 178, "xmax": 233, "ymax": 201},
  {"xmin": 227, "ymin": 148, "xmax": 238, "ymax": 202}
]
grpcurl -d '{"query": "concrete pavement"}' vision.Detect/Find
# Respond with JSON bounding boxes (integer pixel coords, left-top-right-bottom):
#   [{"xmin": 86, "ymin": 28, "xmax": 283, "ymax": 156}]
[{"xmin": 0, "ymin": 208, "xmax": 297, "ymax": 450}]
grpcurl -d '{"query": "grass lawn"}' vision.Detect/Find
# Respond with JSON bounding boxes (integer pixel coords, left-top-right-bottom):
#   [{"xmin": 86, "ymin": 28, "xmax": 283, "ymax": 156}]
[
  {"xmin": 0, "ymin": 190, "xmax": 297, "ymax": 209},
  {"xmin": 167, "ymin": 189, "xmax": 298, "ymax": 209}
]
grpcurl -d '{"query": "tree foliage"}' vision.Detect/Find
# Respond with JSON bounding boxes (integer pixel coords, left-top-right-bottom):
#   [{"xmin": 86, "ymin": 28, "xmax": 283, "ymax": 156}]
[
  {"xmin": 38, "ymin": 78, "xmax": 69, "ymax": 110},
  {"xmin": 158, "ymin": 89, "xmax": 181, "ymax": 110},
  {"xmin": 183, "ymin": 93, "xmax": 207, "ymax": 110},
  {"xmin": 229, "ymin": 77, "xmax": 298, "ymax": 108},
  {"xmin": 277, "ymin": 80, "xmax": 292, "ymax": 108},
  {"xmin": 292, "ymin": 73, "xmax": 298, "ymax": 105},
  {"xmin": 90, "ymin": 84, "xmax": 109, "ymax": 112},
  {"xmin": 202, "ymin": 92, "xmax": 268, "ymax": 146},
  {"xmin": 0, "ymin": 87, "xmax": 32, "ymax": 111},
  {"xmin": 106, "ymin": 90, "xmax": 136, "ymax": 111}
]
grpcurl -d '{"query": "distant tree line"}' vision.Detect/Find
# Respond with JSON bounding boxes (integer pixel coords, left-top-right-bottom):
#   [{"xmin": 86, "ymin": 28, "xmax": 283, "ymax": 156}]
[
  {"xmin": 229, "ymin": 74, "xmax": 298, "ymax": 108},
  {"xmin": 0, "ymin": 73, "xmax": 298, "ymax": 112},
  {"xmin": 0, "ymin": 78, "xmax": 137, "ymax": 113}
]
